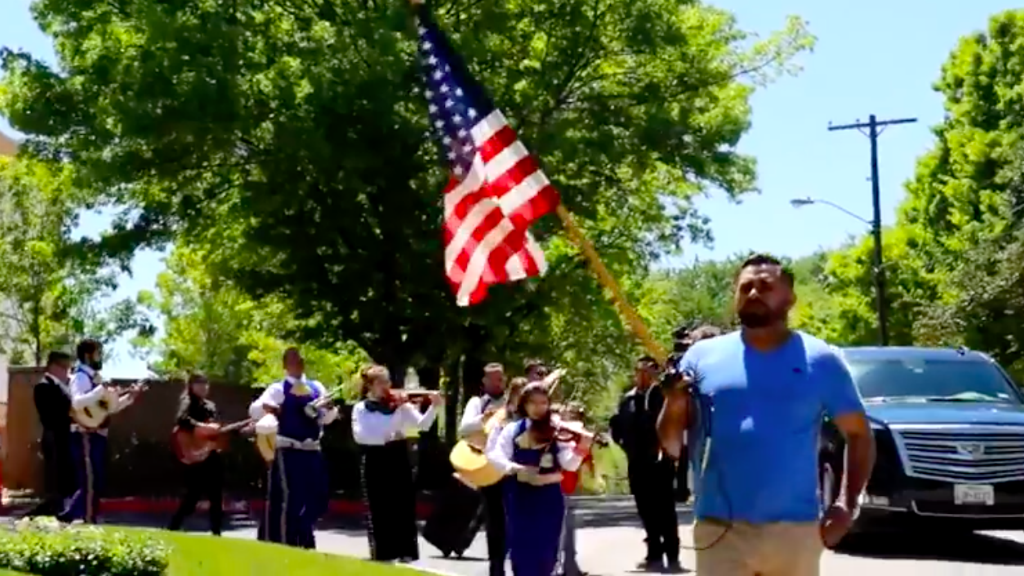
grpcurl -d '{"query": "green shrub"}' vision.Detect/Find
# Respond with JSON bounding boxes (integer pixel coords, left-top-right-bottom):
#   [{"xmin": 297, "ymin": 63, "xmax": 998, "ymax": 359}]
[{"xmin": 0, "ymin": 518, "xmax": 170, "ymax": 576}]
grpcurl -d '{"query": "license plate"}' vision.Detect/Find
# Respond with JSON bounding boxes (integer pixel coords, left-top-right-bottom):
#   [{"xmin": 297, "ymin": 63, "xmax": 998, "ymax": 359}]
[{"xmin": 954, "ymin": 484, "xmax": 994, "ymax": 505}]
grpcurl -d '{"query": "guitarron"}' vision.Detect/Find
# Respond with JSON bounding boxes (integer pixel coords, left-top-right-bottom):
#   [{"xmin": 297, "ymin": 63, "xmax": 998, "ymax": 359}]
[{"xmin": 450, "ymin": 405, "xmax": 507, "ymax": 488}]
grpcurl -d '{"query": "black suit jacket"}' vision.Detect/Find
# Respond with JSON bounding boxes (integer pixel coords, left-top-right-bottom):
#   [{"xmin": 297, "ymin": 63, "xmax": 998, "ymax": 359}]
[
  {"xmin": 34, "ymin": 374, "xmax": 72, "ymax": 438},
  {"xmin": 609, "ymin": 385, "xmax": 665, "ymax": 465}
]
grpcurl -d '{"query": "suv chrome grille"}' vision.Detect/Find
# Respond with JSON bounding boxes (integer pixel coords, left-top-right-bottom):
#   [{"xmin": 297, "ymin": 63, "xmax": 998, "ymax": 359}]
[{"xmin": 891, "ymin": 425, "xmax": 1024, "ymax": 483}]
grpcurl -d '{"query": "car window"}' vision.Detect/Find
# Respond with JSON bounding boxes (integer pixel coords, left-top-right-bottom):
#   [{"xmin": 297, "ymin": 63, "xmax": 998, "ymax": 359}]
[{"xmin": 845, "ymin": 357, "xmax": 1021, "ymax": 403}]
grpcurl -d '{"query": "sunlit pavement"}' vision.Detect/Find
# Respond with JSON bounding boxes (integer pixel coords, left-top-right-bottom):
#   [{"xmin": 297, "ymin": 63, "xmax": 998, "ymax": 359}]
[
  {"xmin": 7, "ymin": 497, "xmax": 1024, "ymax": 575},
  {"xmin": 220, "ymin": 498, "xmax": 1024, "ymax": 576}
]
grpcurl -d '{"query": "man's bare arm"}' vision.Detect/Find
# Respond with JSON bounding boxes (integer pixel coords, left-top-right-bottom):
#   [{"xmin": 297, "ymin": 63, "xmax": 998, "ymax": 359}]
[
  {"xmin": 833, "ymin": 412, "xmax": 876, "ymax": 510},
  {"xmin": 657, "ymin": 389, "xmax": 690, "ymax": 460}
]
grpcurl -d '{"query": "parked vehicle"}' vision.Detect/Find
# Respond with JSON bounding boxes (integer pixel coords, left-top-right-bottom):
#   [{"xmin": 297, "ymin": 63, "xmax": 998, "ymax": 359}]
[{"xmin": 820, "ymin": 346, "xmax": 1024, "ymax": 531}]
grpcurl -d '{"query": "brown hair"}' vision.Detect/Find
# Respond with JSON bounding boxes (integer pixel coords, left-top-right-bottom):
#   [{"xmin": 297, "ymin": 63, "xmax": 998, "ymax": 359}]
[
  {"xmin": 517, "ymin": 384, "xmax": 555, "ymax": 443},
  {"xmin": 183, "ymin": 371, "xmax": 209, "ymax": 400},
  {"xmin": 359, "ymin": 364, "xmax": 390, "ymax": 398}
]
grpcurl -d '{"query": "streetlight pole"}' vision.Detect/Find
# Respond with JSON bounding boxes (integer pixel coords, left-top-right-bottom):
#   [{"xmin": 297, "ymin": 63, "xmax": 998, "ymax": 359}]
[{"xmin": 827, "ymin": 114, "xmax": 917, "ymax": 346}]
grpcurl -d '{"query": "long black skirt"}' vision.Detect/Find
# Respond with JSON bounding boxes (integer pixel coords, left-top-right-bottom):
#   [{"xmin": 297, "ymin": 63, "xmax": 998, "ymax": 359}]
[{"xmin": 360, "ymin": 441, "xmax": 419, "ymax": 561}]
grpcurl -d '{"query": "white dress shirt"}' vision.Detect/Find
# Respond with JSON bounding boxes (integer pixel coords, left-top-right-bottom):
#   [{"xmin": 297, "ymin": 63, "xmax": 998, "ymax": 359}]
[
  {"xmin": 351, "ymin": 400, "xmax": 438, "ymax": 446},
  {"xmin": 69, "ymin": 364, "xmax": 133, "ymax": 414},
  {"xmin": 248, "ymin": 375, "xmax": 340, "ymax": 425},
  {"xmin": 458, "ymin": 394, "xmax": 505, "ymax": 437},
  {"xmin": 487, "ymin": 418, "xmax": 583, "ymax": 475}
]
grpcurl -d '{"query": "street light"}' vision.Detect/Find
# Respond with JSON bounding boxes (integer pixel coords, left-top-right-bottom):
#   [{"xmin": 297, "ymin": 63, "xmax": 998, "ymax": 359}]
[{"xmin": 790, "ymin": 196, "xmax": 889, "ymax": 347}]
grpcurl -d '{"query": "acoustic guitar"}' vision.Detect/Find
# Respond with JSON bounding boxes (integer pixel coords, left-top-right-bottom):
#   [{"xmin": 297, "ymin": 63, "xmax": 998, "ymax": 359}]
[
  {"xmin": 71, "ymin": 378, "xmax": 151, "ymax": 430},
  {"xmin": 172, "ymin": 419, "xmax": 253, "ymax": 464}
]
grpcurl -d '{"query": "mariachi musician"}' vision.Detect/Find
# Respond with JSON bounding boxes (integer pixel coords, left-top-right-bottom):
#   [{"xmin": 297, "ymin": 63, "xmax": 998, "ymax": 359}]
[
  {"xmin": 27, "ymin": 351, "xmax": 75, "ymax": 518},
  {"xmin": 61, "ymin": 338, "xmax": 145, "ymax": 524},
  {"xmin": 351, "ymin": 364, "xmax": 442, "ymax": 563},
  {"xmin": 458, "ymin": 362, "xmax": 511, "ymax": 576},
  {"xmin": 487, "ymin": 382, "xmax": 592, "ymax": 576},
  {"xmin": 249, "ymin": 347, "xmax": 338, "ymax": 549},
  {"xmin": 168, "ymin": 372, "xmax": 224, "ymax": 535}
]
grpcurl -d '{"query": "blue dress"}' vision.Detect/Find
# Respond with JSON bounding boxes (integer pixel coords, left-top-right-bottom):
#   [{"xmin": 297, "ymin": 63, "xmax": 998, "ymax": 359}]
[
  {"xmin": 503, "ymin": 419, "xmax": 567, "ymax": 576},
  {"xmin": 262, "ymin": 380, "xmax": 330, "ymax": 549}
]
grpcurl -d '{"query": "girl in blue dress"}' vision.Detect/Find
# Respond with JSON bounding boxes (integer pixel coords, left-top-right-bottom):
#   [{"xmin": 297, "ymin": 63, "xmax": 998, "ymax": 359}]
[{"xmin": 488, "ymin": 383, "xmax": 591, "ymax": 576}]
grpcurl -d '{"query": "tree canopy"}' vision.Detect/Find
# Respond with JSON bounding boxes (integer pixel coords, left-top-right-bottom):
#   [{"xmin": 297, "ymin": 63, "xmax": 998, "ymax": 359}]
[{"xmin": 0, "ymin": 0, "xmax": 813, "ymax": 381}]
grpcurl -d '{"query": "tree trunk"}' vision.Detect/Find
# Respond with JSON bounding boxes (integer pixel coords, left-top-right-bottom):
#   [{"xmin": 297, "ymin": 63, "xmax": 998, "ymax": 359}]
[
  {"xmin": 418, "ymin": 365, "xmax": 441, "ymax": 436},
  {"xmin": 443, "ymin": 356, "xmax": 462, "ymax": 446},
  {"xmin": 386, "ymin": 363, "xmax": 407, "ymax": 389}
]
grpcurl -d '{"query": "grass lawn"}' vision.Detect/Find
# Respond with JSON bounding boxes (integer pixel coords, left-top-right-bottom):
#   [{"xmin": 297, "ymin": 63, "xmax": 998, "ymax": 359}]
[
  {"xmin": 134, "ymin": 528, "xmax": 428, "ymax": 576},
  {"xmin": 0, "ymin": 527, "xmax": 428, "ymax": 576}
]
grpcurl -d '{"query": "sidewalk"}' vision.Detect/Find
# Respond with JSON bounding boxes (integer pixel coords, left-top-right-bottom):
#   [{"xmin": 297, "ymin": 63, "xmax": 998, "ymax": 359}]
[{"xmin": 0, "ymin": 493, "xmax": 433, "ymax": 518}]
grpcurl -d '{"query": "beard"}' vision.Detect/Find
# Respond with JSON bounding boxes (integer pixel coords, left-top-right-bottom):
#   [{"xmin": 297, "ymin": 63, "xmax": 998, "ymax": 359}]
[{"xmin": 738, "ymin": 304, "xmax": 784, "ymax": 329}]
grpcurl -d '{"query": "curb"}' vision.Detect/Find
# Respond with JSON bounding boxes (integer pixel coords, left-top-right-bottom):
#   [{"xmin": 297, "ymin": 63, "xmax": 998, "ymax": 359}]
[{"xmin": 1, "ymin": 498, "xmax": 435, "ymax": 518}]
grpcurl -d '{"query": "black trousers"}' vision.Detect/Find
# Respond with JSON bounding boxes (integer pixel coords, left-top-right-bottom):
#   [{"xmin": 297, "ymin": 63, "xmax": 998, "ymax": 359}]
[
  {"xmin": 361, "ymin": 441, "xmax": 419, "ymax": 562},
  {"xmin": 168, "ymin": 452, "xmax": 224, "ymax": 535},
  {"xmin": 675, "ymin": 444, "xmax": 691, "ymax": 502},
  {"xmin": 481, "ymin": 481, "xmax": 507, "ymax": 576},
  {"xmin": 629, "ymin": 458, "xmax": 679, "ymax": 563},
  {"xmin": 26, "ymin": 432, "xmax": 74, "ymax": 517}
]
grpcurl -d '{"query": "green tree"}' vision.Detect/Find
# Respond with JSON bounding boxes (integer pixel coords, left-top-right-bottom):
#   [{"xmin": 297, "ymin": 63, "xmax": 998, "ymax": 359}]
[
  {"xmin": 821, "ymin": 10, "xmax": 1024, "ymax": 349},
  {"xmin": 132, "ymin": 245, "xmax": 369, "ymax": 390},
  {"xmin": 0, "ymin": 157, "xmax": 142, "ymax": 364},
  {"xmin": 1, "ymin": 0, "xmax": 813, "ymax": 380}
]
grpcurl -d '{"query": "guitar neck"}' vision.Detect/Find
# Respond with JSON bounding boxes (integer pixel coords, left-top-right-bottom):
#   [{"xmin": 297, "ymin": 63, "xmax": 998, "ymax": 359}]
[{"xmin": 220, "ymin": 420, "xmax": 253, "ymax": 433}]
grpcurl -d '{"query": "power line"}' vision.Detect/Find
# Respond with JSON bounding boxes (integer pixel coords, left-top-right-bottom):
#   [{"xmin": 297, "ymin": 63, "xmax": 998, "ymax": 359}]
[{"xmin": 828, "ymin": 114, "xmax": 918, "ymax": 347}]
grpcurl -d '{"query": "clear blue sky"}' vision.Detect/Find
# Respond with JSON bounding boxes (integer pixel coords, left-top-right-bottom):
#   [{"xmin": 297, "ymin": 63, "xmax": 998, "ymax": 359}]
[{"xmin": 1, "ymin": 0, "xmax": 1018, "ymax": 376}]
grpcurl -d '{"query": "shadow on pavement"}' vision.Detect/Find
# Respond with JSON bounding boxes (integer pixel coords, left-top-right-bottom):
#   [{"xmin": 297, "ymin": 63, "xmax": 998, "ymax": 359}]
[
  {"xmin": 839, "ymin": 531, "xmax": 1024, "ymax": 565},
  {"xmin": 570, "ymin": 498, "xmax": 692, "ymax": 530}
]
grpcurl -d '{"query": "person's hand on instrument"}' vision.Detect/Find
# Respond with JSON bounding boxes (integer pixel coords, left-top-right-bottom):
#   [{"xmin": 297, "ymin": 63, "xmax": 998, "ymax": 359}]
[
  {"xmin": 576, "ymin": 434, "xmax": 593, "ymax": 453},
  {"xmin": 428, "ymin": 392, "xmax": 444, "ymax": 406}
]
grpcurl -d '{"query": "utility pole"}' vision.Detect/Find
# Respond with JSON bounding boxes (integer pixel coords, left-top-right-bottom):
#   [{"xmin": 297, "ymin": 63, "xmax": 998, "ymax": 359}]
[{"xmin": 828, "ymin": 114, "xmax": 917, "ymax": 347}]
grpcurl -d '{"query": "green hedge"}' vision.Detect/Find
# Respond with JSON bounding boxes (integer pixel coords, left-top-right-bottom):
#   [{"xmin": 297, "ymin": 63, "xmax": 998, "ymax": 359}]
[{"xmin": 0, "ymin": 518, "xmax": 170, "ymax": 576}]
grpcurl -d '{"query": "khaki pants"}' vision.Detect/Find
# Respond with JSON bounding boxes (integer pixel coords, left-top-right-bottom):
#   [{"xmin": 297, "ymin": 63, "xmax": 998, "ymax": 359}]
[{"xmin": 694, "ymin": 519, "xmax": 823, "ymax": 576}]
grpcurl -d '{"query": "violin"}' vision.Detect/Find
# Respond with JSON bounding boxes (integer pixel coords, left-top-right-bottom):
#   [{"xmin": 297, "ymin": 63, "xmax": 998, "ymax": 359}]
[
  {"xmin": 553, "ymin": 418, "xmax": 595, "ymax": 443},
  {"xmin": 381, "ymin": 389, "xmax": 440, "ymax": 411}
]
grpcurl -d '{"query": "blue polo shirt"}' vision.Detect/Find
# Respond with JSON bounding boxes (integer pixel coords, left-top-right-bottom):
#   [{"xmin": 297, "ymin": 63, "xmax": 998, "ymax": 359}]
[{"xmin": 684, "ymin": 330, "xmax": 864, "ymax": 523}]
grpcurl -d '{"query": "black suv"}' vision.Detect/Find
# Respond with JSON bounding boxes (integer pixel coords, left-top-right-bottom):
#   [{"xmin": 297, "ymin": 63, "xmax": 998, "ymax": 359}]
[{"xmin": 819, "ymin": 346, "xmax": 1024, "ymax": 531}]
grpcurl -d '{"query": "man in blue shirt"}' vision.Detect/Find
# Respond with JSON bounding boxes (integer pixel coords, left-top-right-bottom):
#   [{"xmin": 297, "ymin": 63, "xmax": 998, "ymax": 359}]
[{"xmin": 657, "ymin": 254, "xmax": 875, "ymax": 576}]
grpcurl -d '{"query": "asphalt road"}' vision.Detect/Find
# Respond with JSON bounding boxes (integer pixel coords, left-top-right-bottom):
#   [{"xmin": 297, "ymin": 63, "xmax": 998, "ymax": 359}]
[{"xmin": 9, "ymin": 497, "xmax": 1024, "ymax": 575}]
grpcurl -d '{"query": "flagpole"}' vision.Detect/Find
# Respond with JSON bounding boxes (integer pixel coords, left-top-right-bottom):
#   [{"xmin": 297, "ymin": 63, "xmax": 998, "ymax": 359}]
[
  {"xmin": 408, "ymin": 0, "xmax": 666, "ymax": 362},
  {"xmin": 554, "ymin": 205, "xmax": 668, "ymax": 363}
]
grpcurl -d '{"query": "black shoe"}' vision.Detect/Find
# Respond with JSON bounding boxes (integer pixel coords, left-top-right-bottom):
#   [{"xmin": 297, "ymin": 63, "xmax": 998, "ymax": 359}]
[
  {"xmin": 635, "ymin": 559, "xmax": 662, "ymax": 572},
  {"xmin": 665, "ymin": 560, "xmax": 686, "ymax": 573}
]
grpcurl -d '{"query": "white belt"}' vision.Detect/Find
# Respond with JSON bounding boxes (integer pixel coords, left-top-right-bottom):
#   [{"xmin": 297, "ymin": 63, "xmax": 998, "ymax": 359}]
[
  {"xmin": 276, "ymin": 435, "xmax": 321, "ymax": 451},
  {"xmin": 70, "ymin": 425, "xmax": 108, "ymax": 436}
]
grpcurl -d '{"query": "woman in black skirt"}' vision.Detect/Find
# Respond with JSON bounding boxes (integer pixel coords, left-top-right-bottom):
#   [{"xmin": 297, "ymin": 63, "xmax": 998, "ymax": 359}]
[
  {"xmin": 168, "ymin": 373, "xmax": 224, "ymax": 535},
  {"xmin": 351, "ymin": 364, "xmax": 442, "ymax": 562}
]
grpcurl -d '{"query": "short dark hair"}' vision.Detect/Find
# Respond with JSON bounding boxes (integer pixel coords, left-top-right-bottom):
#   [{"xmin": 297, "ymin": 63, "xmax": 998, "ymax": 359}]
[
  {"xmin": 737, "ymin": 253, "xmax": 794, "ymax": 288},
  {"xmin": 46, "ymin": 350, "xmax": 72, "ymax": 367},
  {"xmin": 282, "ymin": 347, "xmax": 301, "ymax": 363},
  {"xmin": 524, "ymin": 358, "xmax": 546, "ymax": 373},
  {"xmin": 75, "ymin": 339, "xmax": 101, "ymax": 363},
  {"xmin": 636, "ymin": 355, "xmax": 660, "ymax": 369}
]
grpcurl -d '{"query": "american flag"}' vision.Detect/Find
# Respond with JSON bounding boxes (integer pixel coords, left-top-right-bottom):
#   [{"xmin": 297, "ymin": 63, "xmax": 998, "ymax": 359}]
[{"xmin": 415, "ymin": 8, "xmax": 560, "ymax": 307}]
